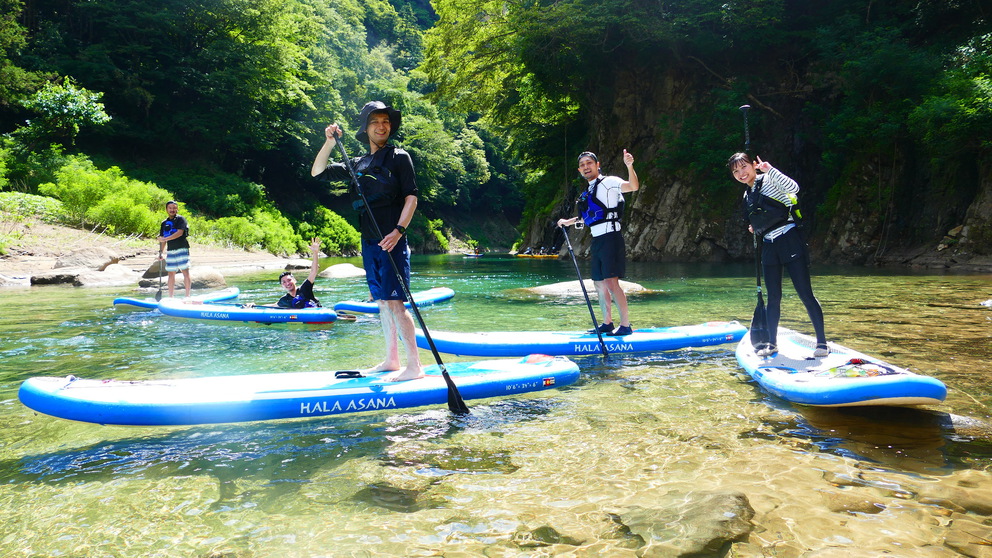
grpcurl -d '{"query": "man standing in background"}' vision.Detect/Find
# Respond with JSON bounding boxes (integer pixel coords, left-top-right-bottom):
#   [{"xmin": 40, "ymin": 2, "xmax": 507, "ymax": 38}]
[
  {"xmin": 558, "ymin": 150, "xmax": 639, "ymax": 336},
  {"xmin": 157, "ymin": 200, "xmax": 191, "ymax": 298}
]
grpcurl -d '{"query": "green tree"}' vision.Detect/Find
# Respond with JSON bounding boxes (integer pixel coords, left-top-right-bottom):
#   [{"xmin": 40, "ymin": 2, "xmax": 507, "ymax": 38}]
[{"xmin": 15, "ymin": 77, "xmax": 111, "ymax": 148}]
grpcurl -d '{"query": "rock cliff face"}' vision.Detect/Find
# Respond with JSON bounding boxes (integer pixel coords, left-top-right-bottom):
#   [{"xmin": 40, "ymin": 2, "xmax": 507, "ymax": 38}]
[{"xmin": 525, "ymin": 69, "xmax": 992, "ymax": 271}]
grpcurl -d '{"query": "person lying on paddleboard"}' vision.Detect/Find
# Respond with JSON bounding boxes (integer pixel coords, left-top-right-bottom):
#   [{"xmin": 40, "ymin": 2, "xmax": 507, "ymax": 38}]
[
  {"xmin": 728, "ymin": 152, "xmax": 828, "ymax": 358},
  {"xmin": 243, "ymin": 237, "xmax": 324, "ymax": 309}
]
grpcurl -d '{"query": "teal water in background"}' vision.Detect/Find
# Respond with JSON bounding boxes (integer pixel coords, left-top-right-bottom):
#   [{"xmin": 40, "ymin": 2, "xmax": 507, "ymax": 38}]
[{"xmin": 1, "ymin": 255, "xmax": 991, "ymax": 556}]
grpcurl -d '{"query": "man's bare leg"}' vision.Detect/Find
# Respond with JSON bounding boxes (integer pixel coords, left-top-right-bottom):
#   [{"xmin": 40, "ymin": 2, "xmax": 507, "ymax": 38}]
[
  {"xmin": 594, "ymin": 280, "xmax": 613, "ymax": 325},
  {"xmin": 167, "ymin": 272, "xmax": 176, "ymax": 297},
  {"xmin": 382, "ymin": 299, "xmax": 424, "ymax": 382},
  {"xmin": 362, "ymin": 299, "xmax": 402, "ymax": 373},
  {"xmin": 181, "ymin": 269, "xmax": 192, "ymax": 297},
  {"xmin": 604, "ymin": 277, "xmax": 630, "ymax": 326}
]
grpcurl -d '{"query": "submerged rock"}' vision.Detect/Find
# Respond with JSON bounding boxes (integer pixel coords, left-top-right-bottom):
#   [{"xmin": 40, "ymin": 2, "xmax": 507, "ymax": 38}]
[{"xmin": 617, "ymin": 491, "xmax": 755, "ymax": 556}]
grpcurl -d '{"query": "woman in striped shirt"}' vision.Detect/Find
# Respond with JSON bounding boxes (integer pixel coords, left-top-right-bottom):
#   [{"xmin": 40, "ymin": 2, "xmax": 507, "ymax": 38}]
[{"xmin": 729, "ymin": 153, "xmax": 828, "ymax": 358}]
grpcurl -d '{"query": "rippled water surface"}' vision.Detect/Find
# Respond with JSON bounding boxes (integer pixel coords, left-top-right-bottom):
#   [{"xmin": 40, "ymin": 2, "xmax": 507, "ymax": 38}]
[{"xmin": 1, "ymin": 255, "xmax": 990, "ymax": 556}]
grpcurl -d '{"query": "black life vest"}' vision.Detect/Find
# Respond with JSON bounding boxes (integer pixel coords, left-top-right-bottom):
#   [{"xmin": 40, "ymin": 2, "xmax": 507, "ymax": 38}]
[
  {"xmin": 351, "ymin": 146, "xmax": 399, "ymax": 212},
  {"xmin": 578, "ymin": 177, "xmax": 624, "ymax": 228},
  {"xmin": 744, "ymin": 176, "xmax": 798, "ymax": 236}
]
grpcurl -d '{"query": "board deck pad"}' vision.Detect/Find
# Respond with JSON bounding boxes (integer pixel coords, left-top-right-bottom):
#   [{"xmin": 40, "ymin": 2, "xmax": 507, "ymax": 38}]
[
  {"xmin": 415, "ymin": 321, "xmax": 747, "ymax": 357},
  {"xmin": 735, "ymin": 328, "xmax": 946, "ymax": 407},
  {"xmin": 18, "ymin": 355, "xmax": 580, "ymax": 426}
]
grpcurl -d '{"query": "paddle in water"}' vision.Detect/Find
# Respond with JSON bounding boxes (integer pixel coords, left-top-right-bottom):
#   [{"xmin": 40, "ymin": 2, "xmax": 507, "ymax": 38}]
[
  {"xmin": 559, "ymin": 223, "xmax": 609, "ymax": 358},
  {"xmin": 334, "ymin": 133, "xmax": 469, "ymax": 414}
]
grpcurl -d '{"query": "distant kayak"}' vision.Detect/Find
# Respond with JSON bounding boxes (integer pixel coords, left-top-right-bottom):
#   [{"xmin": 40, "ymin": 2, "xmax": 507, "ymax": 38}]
[
  {"xmin": 415, "ymin": 321, "xmax": 747, "ymax": 357},
  {"xmin": 514, "ymin": 253, "xmax": 559, "ymax": 259},
  {"xmin": 112, "ymin": 287, "xmax": 240, "ymax": 310},
  {"xmin": 735, "ymin": 328, "xmax": 947, "ymax": 407},
  {"xmin": 18, "ymin": 354, "xmax": 580, "ymax": 426},
  {"xmin": 333, "ymin": 287, "xmax": 454, "ymax": 314},
  {"xmin": 158, "ymin": 299, "xmax": 338, "ymax": 324}
]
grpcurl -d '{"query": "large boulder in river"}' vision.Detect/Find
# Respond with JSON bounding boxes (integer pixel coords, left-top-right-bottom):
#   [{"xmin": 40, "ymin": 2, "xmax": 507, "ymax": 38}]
[
  {"xmin": 517, "ymin": 279, "xmax": 648, "ymax": 297},
  {"xmin": 75, "ymin": 264, "xmax": 142, "ymax": 287},
  {"xmin": 320, "ymin": 263, "xmax": 365, "ymax": 279},
  {"xmin": 32, "ymin": 263, "xmax": 141, "ymax": 287},
  {"xmin": 138, "ymin": 266, "xmax": 226, "ymax": 289},
  {"xmin": 54, "ymin": 246, "xmax": 120, "ymax": 271}
]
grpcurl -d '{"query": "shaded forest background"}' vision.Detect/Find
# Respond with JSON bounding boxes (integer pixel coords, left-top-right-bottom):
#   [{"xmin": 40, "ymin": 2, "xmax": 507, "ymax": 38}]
[{"xmin": 2, "ymin": 0, "xmax": 991, "ymax": 268}]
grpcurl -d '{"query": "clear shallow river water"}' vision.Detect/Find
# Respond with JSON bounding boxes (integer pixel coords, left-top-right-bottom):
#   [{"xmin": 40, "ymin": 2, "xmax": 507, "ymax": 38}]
[{"xmin": 1, "ymin": 255, "xmax": 991, "ymax": 557}]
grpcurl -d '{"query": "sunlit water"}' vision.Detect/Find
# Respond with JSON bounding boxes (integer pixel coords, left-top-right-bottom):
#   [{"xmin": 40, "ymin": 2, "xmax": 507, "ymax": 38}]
[{"xmin": 1, "ymin": 255, "xmax": 990, "ymax": 556}]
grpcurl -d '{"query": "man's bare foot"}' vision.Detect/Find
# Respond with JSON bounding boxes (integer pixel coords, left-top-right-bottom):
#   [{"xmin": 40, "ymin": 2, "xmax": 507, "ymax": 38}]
[
  {"xmin": 361, "ymin": 362, "xmax": 400, "ymax": 375},
  {"xmin": 383, "ymin": 366, "xmax": 424, "ymax": 382}
]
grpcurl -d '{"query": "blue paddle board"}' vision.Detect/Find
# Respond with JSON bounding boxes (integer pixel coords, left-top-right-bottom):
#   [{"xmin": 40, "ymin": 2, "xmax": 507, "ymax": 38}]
[
  {"xmin": 415, "ymin": 321, "xmax": 747, "ymax": 357},
  {"xmin": 18, "ymin": 355, "xmax": 580, "ymax": 426},
  {"xmin": 113, "ymin": 287, "xmax": 240, "ymax": 310},
  {"xmin": 158, "ymin": 299, "xmax": 338, "ymax": 324},
  {"xmin": 333, "ymin": 287, "xmax": 454, "ymax": 314},
  {"xmin": 735, "ymin": 329, "xmax": 947, "ymax": 407}
]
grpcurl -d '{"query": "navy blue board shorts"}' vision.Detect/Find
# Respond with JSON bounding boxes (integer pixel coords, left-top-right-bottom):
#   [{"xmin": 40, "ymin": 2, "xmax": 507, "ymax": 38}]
[
  {"xmin": 362, "ymin": 238, "xmax": 410, "ymax": 301},
  {"xmin": 590, "ymin": 231, "xmax": 626, "ymax": 281}
]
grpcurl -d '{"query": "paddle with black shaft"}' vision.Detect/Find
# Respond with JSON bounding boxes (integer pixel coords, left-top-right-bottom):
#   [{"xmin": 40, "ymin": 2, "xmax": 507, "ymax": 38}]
[
  {"xmin": 155, "ymin": 253, "xmax": 164, "ymax": 301},
  {"xmin": 559, "ymin": 223, "xmax": 608, "ymax": 358},
  {"xmin": 334, "ymin": 133, "xmax": 469, "ymax": 414},
  {"xmin": 740, "ymin": 104, "xmax": 769, "ymax": 349},
  {"xmin": 749, "ymin": 235, "xmax": 769, "ymax": 348}
]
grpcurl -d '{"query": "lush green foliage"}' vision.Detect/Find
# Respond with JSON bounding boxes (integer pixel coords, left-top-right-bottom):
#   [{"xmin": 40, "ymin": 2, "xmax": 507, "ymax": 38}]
[
  {"xmin": 38, "ymin": 156, "xmax": 172, "ymax": 235},
  {"xmin": 0, "ymin": 0, "xmax": 524, "ymax": 253},
  {"xmin": 0, "ymin": 190, "xmax": 66, "ymax": 222},
  {"xmin": 297, "ymin": 206, "xmax": 362, "ymax": 256},
  {"xmin": 15, "ymin": 78, "xmax": 111, "ymax": 148}
]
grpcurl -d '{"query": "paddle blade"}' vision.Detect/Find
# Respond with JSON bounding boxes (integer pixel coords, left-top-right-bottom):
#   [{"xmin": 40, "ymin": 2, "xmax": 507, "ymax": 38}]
[
  {"xmin": 445, "ymin": 376, "xmax": 470, "ymax": 414},
  {"xmin": 155, "ymin": 290, "xmax": 163, "ymax": 302},
  {"xmin": 749, "ymin": 294, "xmax": 769, "ymax": 348}
]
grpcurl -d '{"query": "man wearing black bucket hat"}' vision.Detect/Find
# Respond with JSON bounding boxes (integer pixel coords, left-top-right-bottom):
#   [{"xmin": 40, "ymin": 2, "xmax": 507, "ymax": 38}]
[{"xmin": 311, "ymin": 101, "xmax": 422, "ymax": 381}]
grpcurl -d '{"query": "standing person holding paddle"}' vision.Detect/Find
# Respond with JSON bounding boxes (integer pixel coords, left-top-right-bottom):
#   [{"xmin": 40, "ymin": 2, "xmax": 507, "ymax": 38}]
[
  {"xmin": 557, "ymin": 150, "xmax": 639, "ymax": 336},
  {"xmin": 728, "ymin": 152, "xmax": 828, "ymax": 358},
  {"xmin": 311, "ymin": 101, "xmax": 422, "ymax": 381},
  {"xmin": 157, "ymin": 200, "xmax": 191, "ymax": 298}
]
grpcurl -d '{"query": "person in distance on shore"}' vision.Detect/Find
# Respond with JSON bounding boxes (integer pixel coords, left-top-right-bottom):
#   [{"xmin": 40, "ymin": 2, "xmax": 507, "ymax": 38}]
[
  {"xmin": 310, "ymin": 101, "xmax": 421, "ymax": 381},
  {"xmin": 729, "ymin": 152, "xmax": 828, "ymax": 358},
  {"xmin": 557, "ymin": 149, "xmax": 640, "ymax": 336},
  {"xmin": 157, "ymin": 200, "xmax": 192, "ymax": 298}
]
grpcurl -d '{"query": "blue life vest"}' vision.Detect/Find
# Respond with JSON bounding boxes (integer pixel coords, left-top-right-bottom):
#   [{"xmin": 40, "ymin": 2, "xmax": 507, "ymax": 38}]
[{"xmin": 578, "ymin": 177, "xmax": 624, "ymax": 228}]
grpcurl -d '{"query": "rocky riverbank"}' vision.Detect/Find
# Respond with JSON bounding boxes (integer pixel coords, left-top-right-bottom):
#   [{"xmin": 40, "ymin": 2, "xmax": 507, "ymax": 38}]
[{"xmin": 0, "ymin": 222, "xmax": 301, "ymax": 288}]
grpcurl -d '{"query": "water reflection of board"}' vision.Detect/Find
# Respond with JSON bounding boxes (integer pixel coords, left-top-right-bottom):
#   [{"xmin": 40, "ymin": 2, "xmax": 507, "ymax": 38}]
[
  {"xmin": 735, "ymin": 329, "xmax": 946, "ymax": 407},
  {"xmin": 415, "ymin": 322, "xmax": 747, "ymax": 357},
  {"xmin": 18, "ymin": 355, "xmax": 579, "ymax": 426},
  {"xmin": 333, "ymin": 287, "xmax": 454, "ymax": 314}
]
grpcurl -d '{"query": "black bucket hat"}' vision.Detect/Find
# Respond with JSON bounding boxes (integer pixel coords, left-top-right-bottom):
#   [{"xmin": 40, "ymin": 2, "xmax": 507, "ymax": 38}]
[{"xmin": 355, "ymin": 101, "xmax": 401, "ymax": 143}]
